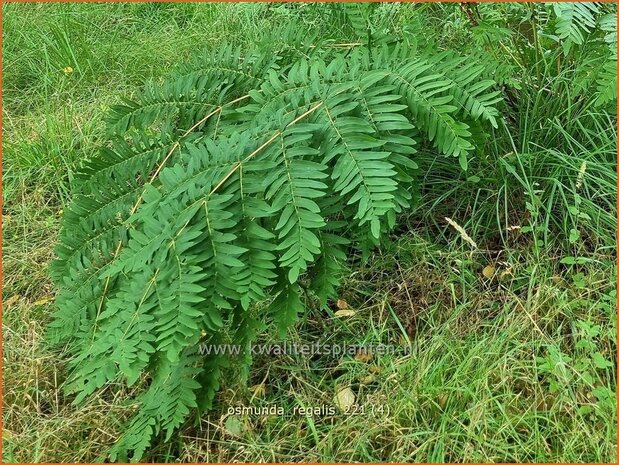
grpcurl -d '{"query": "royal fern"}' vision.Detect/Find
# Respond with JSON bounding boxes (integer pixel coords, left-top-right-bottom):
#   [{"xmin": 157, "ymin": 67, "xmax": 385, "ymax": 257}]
[
  {"xmin": 549, "ymin": 2, "xmax": 617, "ymax": 109},
  {"xmin": 51, "ymin": 32, "xmax": 501, "ymax": 461},
  {"xmin": 553, "ymin": 1, "xmax": 600, "ymax": 53}
]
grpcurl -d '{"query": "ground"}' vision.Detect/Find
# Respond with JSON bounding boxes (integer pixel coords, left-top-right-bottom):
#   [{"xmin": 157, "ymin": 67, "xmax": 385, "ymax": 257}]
[{"xmin": 2, "ymin": 3, "xmax": 617, "ymax": 463}]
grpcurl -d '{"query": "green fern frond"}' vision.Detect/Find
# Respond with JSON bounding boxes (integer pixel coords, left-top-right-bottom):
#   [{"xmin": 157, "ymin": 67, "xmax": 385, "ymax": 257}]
[
  {"xmin": 389, "ymin": 58, "xmax": 475, "ymax": 160},
  {"xmin": 553, "ymin": 2, "xmax": 600, "ymax": 53},
  {"xmin": 342, "ymin": 3, "xmax": 372, "ymax": 41},
  {"xmin": 51, "ymin": 33, "xmax": 501, "ymax": 462},
  {"xmin": 269, "ymin": 279, "xmax": 303, "ymax": 338},
  {"xmin": 595, "ymin": 58, "xmax": 618, "ymax": 108}
]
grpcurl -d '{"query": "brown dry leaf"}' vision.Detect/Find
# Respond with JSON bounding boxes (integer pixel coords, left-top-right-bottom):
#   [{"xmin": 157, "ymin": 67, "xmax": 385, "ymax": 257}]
[
  {"xmin": 336, "ymin": 299, "xmax": 349, "ymax": 309},
  {"xmin": 437, "ymin": 393, "xmax": 448, "ymax": 409},
  {"xmin": 334, "ymin": 309, "xmax": 356, "ymax": 317},
  {"xmin": 500, "ymin": 267, "xmax": 513, "ymax": 278},
  {"xmin": 482, "ymin": 265, "xmax": 496, "ymax": 279},
  {"xmin": 359, "ymin": 374, "xmax": 376, "ymax": 384},
  {"xmin": 250, "ymin": 383, "xmax": 266, "ymax": 398},
  {"xmin": 368, "ymin": 365, "xmax": 382, "ymax": 374},
  {"xmin": 5, "ymin": 295, "xmax": 19, "ymax": 307},
  {"xmin": 33, "ymin": 297, "xmax": 53, "ymax": 306},
  {"xmin": 355, "ymin": 348, "xmax": 373, "ymax": 363},
  {"xmin": 334, "ymin": 386, "xmax": 355, "ymax": 412}
]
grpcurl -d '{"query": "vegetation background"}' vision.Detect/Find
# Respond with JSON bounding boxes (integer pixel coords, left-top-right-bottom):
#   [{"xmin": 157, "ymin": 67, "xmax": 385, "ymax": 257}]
[{"xmin": 2, "ymin": 2, "xmax": 617, "ymax": 463}]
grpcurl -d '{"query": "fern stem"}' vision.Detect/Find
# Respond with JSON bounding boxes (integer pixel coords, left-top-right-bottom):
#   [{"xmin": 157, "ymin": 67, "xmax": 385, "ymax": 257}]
[{"xmin": 209, "ymin": 102, "xmax": 324, "ymax": 196}]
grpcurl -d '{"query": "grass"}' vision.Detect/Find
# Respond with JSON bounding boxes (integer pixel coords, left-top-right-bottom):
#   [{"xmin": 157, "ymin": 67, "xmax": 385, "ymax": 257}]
[{"xmin": 2, "ymin": 2, "xmax": 617, "ymax": 463}]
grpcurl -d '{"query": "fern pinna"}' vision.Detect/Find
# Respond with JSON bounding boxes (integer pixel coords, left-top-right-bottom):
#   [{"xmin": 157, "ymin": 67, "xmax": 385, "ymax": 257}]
[{"xmin": 51, "ymin": 34, "xmax": 502, "ymax": 461}]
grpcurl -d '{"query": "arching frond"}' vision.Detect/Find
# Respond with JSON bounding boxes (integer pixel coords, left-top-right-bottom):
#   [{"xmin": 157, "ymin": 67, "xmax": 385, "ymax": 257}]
[{"xmin": 51, "ymin": 35, "xmax": 501, "ymax": 462}]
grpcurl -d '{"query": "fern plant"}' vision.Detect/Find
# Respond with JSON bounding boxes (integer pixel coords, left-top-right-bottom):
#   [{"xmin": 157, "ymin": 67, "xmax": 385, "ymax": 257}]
[
  {"xmin": 549, "ymin": 2, "xmax": 617, "ymax": 108},
  {"xmin": 51, "ymin": 28, "xmax": 502, "ymax": 461}
]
